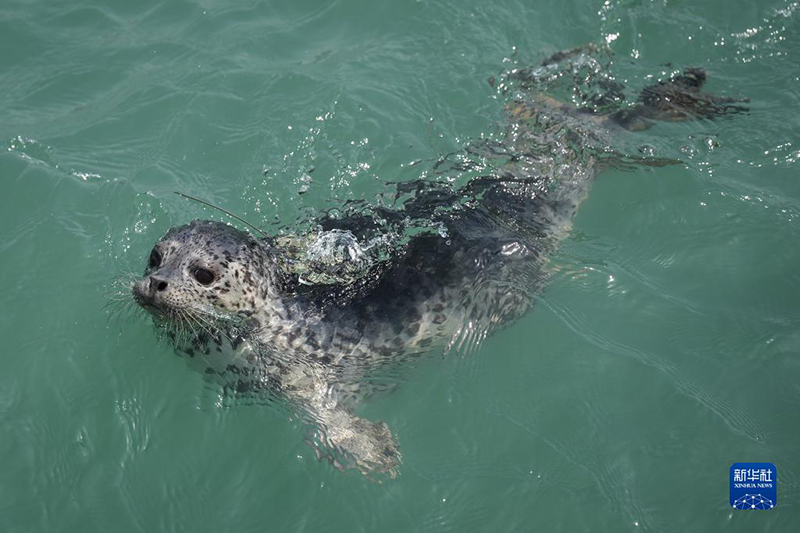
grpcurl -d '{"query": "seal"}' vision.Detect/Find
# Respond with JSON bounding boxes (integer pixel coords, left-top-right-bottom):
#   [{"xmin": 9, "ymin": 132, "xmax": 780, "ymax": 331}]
[{"xmin": 128, "ymin": 45, "xmax": 746, "ymax": 477}]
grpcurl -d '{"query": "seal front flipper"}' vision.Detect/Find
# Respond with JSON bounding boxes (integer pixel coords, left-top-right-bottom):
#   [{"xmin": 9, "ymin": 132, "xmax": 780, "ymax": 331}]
[
  {"xmin": 305, "ymin": 409, "xmax": 401, "ymax": 478},
  {"xmin": 280, "ymin": 366, "xmax": 401, "ymax": 478}
]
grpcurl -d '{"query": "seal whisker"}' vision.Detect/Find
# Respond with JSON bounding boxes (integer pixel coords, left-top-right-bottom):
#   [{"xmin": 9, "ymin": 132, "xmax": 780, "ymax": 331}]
[
  {"xmin": 185, "ymin": 305, "xmax": 241, "ymax": 343},
  {"xmin": 104, "ymin": 296, "xmax": 140, "ymax": 325},
  {"xmin": 182, "ymin": 309, "xmax": 217, "ymax": 341},
  {"xmin": 174, "ymin": 192, "xmax": 269, "ymax": 238},
  {"xmin": 176, "ymin": 310, "xmax": 197, "ymax": 345}
]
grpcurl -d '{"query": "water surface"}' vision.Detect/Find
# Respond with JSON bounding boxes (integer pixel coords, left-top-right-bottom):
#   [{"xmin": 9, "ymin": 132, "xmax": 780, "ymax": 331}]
[{"xmin": 1, "ymin": 0, "xmax": 799, "ymax": 531}]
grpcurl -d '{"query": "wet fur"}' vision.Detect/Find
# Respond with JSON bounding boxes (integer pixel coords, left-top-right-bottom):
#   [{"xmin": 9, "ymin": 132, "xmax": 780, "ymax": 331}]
[{"xmin": 129, "ymin": 49, "xmax": 746, "ymax": 477}]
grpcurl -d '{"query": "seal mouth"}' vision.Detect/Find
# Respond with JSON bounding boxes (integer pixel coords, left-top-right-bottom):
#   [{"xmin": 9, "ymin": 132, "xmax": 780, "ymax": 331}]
[
  {"xmin": 132, "ymin": 284, "xmax": 163, "ymax": 316},
  {"xmin": 138, "ymin": 301, "xmax": 161, "ymax": 315}
]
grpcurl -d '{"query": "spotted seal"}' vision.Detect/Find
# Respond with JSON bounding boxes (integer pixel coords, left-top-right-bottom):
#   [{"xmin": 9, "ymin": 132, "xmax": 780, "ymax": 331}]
[{"xmin": 128, "ymin": 46, "xmax": 745, "ymax": 476}]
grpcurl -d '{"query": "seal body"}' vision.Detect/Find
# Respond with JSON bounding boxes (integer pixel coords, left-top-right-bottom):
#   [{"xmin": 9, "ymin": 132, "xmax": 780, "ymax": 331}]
[
  {"xmin": 130, "ymin": 48, "xmax": 745, "ymax": 476},
  {"xmin": 131, "ymin": 163, "xmax": 587, "ymax": 474}
]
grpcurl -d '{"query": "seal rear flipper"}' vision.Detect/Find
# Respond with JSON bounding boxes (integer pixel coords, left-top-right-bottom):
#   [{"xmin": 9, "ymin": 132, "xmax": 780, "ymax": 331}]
[{"xmin": 609, "ymin": 68, "xmax": 749, "ymax": 130}]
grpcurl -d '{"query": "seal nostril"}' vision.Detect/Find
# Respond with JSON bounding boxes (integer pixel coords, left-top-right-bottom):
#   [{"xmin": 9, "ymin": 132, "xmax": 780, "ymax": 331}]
[{"xmin": 149, "ymin": 276, "xmax": 168, "ymax": 294}]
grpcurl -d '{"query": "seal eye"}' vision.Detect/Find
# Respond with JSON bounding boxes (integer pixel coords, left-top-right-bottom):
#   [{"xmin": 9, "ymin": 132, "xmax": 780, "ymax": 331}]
[
  {"xmin": 193, "ymin": 267, "xmax": 215, "ymax": 285},
  {"xmin": 149, "ymin": 249, "xmax": 162, "ymax": 269}
]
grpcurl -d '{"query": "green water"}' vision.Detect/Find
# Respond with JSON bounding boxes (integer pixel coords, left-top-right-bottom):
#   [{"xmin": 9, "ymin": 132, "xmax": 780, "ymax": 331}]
[{"xmin": 2, "ymin": 0, "xmax": 800, "ymax": 531}]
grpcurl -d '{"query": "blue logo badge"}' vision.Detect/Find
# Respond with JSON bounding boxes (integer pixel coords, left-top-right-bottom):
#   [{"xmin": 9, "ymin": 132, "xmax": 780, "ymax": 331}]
[{"xmin": 730, "ymin": 463, "xmax": 777, "ymax": 510}]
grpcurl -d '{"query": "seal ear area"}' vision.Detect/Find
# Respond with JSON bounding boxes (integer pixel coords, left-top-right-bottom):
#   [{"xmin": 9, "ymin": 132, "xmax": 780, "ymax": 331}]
[{"xmin": 243, "ymin": 232, "xmax": 263, "ymax": 250}]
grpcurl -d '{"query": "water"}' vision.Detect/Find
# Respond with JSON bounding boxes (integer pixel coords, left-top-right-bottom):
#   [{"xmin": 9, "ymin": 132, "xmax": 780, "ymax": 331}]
[{"xmin": 2, "ymin": 0, "xmax": 799, "ymax": 531}]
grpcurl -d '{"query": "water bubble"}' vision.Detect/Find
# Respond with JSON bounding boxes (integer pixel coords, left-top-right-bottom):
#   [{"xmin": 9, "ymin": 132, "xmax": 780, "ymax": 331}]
[
  {"xmin": 637, "ymin": 145, "xmax": 656, "ymax": 156},
  {"xmin": 704, "ymin": 137, "xmax": 720, "ymax": 151}
]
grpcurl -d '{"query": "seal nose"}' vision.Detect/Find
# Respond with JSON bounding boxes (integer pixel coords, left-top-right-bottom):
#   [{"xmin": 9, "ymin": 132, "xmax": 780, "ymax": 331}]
[{"xmin": 149, "ymin": 276, "xmax": 168, "ymax": 294}]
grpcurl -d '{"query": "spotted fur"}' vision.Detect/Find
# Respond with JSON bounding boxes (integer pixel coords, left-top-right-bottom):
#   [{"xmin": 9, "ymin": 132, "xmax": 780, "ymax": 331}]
[{"xmin": 130, "ymin": 55, "xmax": 745, "ymax": 476}]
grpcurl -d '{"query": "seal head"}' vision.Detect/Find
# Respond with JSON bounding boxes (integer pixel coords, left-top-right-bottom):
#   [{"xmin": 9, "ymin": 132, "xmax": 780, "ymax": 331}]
[{"xmin": 132, "ymin": 220, "xmax": 276, "ymax": 324}]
